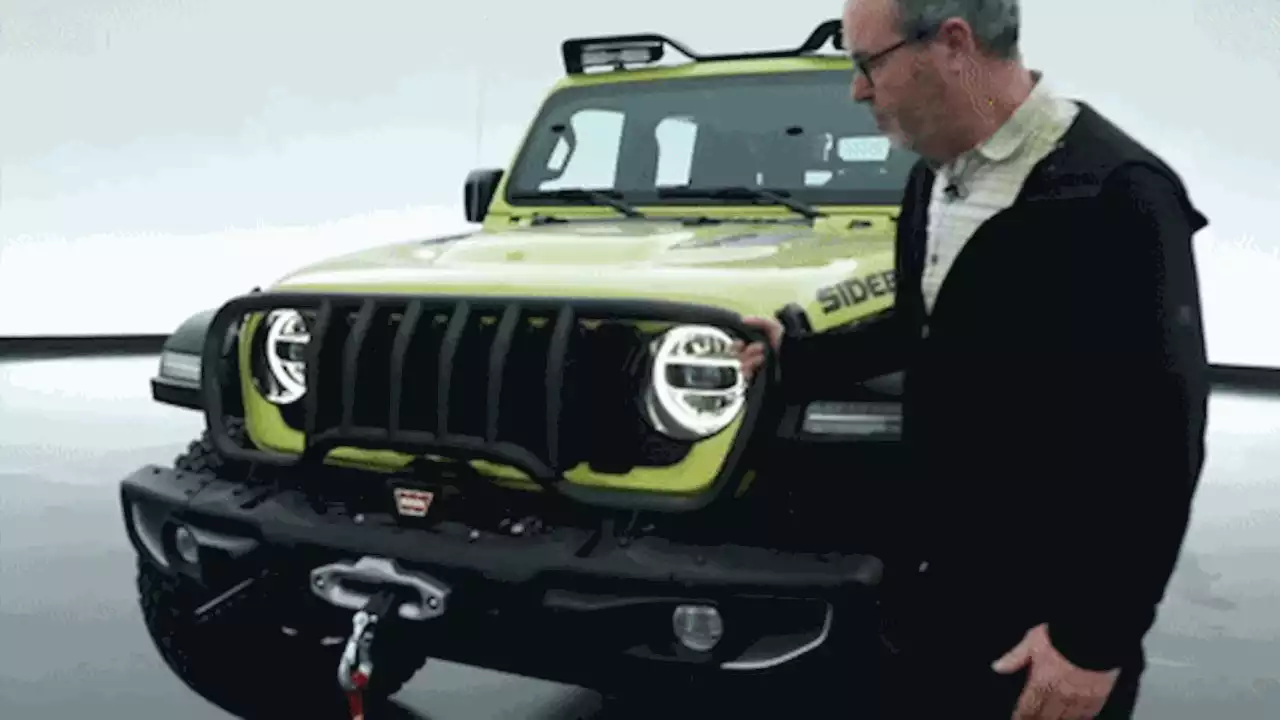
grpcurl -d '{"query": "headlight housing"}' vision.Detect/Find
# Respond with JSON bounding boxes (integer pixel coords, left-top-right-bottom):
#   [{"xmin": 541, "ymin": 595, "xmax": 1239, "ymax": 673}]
[
  {"xmin": 640, "ymin": 324, "xmax": 747, "ymax": 441},
  {"xmin": 252, "ymin": 308, "xmax": 311, "ymax": 405}
]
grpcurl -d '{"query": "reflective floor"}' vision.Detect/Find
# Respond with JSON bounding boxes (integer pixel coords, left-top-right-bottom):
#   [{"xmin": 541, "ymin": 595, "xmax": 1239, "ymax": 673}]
[{"xmin": 2, "ymin": 355, "xmax": 1279, "ymax": 719}]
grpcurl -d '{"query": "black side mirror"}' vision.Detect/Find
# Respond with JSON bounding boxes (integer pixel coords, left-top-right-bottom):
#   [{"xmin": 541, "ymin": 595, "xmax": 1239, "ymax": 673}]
[{"xmin": 464, "ymin": 168, "xmax": 505, "ymax": 223}]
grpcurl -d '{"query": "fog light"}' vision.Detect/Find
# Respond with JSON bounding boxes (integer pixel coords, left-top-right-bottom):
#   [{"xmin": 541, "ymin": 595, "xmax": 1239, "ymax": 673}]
[
  {"xmin": 672, "ymin": 604, "xmax": 723, "ymax": 652},
  {"xmin": 173, "ymin": 526, "xmax": 200, "ymax": 565}
]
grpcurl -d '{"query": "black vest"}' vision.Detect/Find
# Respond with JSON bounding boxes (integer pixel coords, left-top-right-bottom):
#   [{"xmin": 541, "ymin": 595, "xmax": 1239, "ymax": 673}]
[{"xmin": 889, "ymin": 102, "xmax": 1208, "ymax": 578}]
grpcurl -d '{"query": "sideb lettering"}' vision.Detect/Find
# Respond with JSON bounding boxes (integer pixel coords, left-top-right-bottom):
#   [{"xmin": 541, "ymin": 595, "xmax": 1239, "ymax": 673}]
[{"xmin": 816, "ymin": 270, "xmax": 897, "ymax": 314}]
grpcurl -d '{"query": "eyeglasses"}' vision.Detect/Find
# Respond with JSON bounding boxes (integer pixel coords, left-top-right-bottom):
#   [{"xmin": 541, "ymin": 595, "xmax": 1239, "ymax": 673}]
[{"xmin": 850, "ymin": 27, "xmax": 937, "ymax": 87}]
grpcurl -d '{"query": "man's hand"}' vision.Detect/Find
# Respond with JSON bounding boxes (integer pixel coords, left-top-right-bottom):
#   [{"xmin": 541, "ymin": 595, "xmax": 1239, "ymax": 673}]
[
  {"xmin": 731, "ymin": 315, "xmax": 784, "ymax": 382},
  {"xmin": 992, "ymin": 624, "xmax": 1121, "ymax": 720}
]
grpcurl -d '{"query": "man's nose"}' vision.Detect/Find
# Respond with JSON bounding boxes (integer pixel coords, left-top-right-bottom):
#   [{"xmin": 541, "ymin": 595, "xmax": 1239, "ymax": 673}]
[{"xmin": 851, "ymin": 73, "xmax": 874, "ymax": 102}]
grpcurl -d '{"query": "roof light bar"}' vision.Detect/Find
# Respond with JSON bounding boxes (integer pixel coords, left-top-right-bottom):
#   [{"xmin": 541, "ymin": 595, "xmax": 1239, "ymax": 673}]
[
  {"xmin": 560, "ymin": 19, "xmax": 845, "ymax": 75},
  {"xmin": 569, "ymin": 37, "xmax": 668, "ymax": 73}
]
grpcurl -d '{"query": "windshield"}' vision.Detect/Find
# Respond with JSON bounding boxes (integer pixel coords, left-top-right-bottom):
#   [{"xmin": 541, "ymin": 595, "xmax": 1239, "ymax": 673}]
[{"xmin": 505, "ymin": 69, "xmax": 919, "ymax": 209}]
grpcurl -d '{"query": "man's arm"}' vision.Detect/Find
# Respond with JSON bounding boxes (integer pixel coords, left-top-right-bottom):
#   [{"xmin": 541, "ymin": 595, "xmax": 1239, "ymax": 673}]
[
  {"xmin": 1046, "ymin": 162, "xmax": 1211, "ymax": 671},
  {"xmin": 777, "ymin": 310, "xmax": 913, "ymax": 402},
  {"xmin": 778, "ymin": 163, "xmax": 930, "ymax": 404}
]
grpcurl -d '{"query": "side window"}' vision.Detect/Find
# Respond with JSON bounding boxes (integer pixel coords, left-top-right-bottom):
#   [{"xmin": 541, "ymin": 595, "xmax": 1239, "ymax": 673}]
[
  {"xmin": 539, "ymin": 109, "xmax": 625, "ymax": 191},
  {"xmin": 654, "ymin": 116, "xmax": 699, "ymax": 187}
]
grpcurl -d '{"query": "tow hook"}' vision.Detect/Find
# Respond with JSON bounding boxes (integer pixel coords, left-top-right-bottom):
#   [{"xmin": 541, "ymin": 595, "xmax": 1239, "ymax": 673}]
[
  {"xmin": 312, "ymin": 556, "xmax": 451, "ymax": 719},
  {"xmin": 338, "ymin": 588, "xmax": 402, "ymax": 720}
]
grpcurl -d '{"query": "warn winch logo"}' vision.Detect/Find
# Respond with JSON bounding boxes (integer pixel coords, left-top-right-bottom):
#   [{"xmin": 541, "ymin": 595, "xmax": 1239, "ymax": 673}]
[{"xmin": 393, "ymin": 488, "xmax": 435, "ymax": 517}]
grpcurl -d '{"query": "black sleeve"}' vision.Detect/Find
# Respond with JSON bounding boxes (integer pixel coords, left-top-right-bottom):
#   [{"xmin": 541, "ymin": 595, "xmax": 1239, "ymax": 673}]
[
  {"xmin": 778, "ymin": 165, "xmax": 927, "ymax": 404},
  {"xmin": 778, "ymin": 310, "xmax": 913, "ymax": 403},
  {"xmin": 1046, "ymin": 163, "xmax": 1211, "ymax": 671}
]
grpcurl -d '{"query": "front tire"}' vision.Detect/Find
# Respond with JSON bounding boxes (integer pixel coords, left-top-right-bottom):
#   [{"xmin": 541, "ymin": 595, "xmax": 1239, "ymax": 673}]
[{"xmin": 136, "ymin": 428, "xmax": 431, "ymax": 718}]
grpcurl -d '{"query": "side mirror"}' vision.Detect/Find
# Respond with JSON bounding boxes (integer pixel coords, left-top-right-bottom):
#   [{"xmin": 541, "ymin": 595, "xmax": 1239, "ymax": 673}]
[{"xmin": 464, "ymin": 168, "xmax": 505, "ymax": 223}]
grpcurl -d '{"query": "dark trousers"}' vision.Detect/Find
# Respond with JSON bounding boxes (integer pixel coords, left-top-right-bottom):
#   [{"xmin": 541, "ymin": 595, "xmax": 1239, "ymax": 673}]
[
  {"xmin": 868, "ymin": 643, "xmax": 1145, "ymax": 718},
  {"xmin": 870, "ymin": 609, "xmax": 1152, "ymax": 717},
  {"xmin": 866, "ymin": 569, "xmax": 1147, "ymax": 718}
]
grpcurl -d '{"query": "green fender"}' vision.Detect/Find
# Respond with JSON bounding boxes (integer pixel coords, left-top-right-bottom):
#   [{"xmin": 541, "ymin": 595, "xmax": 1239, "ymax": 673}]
[{"xmin": 162, "ymin": 308, "xmax": 218, "ymax": 355}]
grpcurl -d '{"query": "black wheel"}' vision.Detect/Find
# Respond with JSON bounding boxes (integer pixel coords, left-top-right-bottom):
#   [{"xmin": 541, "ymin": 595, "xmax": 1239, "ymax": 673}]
[
  {"xmin": 172, "ymin": 418, "xmax": 249, "ymax": 476},
  {"xmin": 136, "ymin": 425, "xmax": 432, "ymax": 718}
]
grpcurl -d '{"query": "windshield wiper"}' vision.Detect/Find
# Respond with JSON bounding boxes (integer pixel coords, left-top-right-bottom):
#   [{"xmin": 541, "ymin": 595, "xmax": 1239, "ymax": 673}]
[
  {"xmin": 511, "ymin": 189, "xmax": 646, "ymax": 219},
  {"xmin": 656, "ymin": 186, "xmax": 824, "ymax": 219}
]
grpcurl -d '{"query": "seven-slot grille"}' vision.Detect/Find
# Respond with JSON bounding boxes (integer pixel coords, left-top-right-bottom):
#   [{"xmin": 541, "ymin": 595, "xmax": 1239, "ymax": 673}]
[{"xmin": 256, "ymin": 297, "xmax": 683, "ymax": 483}]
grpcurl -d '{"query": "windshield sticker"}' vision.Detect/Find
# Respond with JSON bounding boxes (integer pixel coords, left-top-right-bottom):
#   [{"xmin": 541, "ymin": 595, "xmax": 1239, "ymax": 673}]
[
  {"xmin": 816, "ymin": 269, "xmax": 897, "ymax": 313},
  {"xmin": 836, "ymin": 136, "xmax": 893, "ymax": 163}
]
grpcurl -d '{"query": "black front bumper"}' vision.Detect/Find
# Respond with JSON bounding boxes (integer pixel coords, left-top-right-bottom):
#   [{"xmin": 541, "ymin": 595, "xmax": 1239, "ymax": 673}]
[
  {"xmin": 122, "ymin": 463, "xmax": 881, "ymax": 595},
  {"xmin": 121, "ymin": 463, "xmax": 883, "ymax": 686}
]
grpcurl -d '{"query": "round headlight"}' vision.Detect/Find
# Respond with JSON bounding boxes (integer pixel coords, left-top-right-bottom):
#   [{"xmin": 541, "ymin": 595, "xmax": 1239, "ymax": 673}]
[
  {"xmin": 259, "ymin": 309, "xmax": 311, "ymax": 405},
  {"xmin": 641, "ymin": 324, "xmax": 747, "ymax": 441}
]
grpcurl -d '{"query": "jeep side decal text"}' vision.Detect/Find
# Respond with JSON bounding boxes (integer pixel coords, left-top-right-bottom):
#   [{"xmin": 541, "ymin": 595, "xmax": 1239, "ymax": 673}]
[{"xmin": 816, "ymin": 270, "xmax": 897, "ymax": 313}]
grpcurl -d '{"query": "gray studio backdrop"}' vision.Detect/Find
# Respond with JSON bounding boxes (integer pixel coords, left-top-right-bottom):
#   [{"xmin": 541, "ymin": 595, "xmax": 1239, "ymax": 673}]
[{"xmin": 2, "ymin": 0, "xmax": 1277, "ymax": 368}]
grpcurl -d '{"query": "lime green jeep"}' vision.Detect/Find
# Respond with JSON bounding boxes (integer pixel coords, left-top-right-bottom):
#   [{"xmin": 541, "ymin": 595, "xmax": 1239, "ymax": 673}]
[{"xmin": 121, "ymin": 19, "xmax": 915, "ymax": 717}]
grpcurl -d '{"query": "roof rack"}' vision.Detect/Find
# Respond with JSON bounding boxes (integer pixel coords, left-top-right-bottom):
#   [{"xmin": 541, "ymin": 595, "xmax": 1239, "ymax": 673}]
[{"xmin": 560, "ymin": 19, "xmax": 844, "ymax": 75}]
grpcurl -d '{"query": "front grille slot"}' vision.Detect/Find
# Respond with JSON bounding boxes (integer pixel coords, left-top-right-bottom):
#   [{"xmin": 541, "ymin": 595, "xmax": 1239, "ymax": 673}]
[{"xmin": 393, "ymin": 303, "xmax": 442, "ymax": 436}]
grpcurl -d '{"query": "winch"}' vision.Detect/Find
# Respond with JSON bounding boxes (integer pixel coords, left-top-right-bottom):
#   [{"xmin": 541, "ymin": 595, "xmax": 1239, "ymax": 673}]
[{"xmin": 310, "ymin": 556, "xmax": 451, "ymax": 719}]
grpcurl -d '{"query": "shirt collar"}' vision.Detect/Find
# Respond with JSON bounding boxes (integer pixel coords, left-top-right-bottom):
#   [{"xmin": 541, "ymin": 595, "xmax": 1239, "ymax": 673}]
[{"xmin": 974, "ymin": 70, "xmax": 1055, "ymax": 163}]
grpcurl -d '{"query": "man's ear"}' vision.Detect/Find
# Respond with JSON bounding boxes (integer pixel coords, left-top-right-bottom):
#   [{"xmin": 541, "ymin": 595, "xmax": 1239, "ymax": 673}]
[{"xmin": 934, "ymin": 17, "xmax": 977, "ymax": 67}]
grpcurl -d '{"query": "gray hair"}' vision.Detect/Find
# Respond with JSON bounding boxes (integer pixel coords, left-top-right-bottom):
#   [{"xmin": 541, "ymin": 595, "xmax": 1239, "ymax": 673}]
[{"xmin": 891, "ymin": 0, "xmax": 1021, "ymax": 59}]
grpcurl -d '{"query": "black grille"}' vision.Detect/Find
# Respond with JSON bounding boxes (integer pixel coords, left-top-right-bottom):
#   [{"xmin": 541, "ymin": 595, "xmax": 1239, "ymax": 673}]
[
  {"xmin": 267, "ymin": 300, "xmax": 685, "ymax": 474},
  {"xmin": 200, "ymin": 291, "xmax": 776, "ymax": 512}
]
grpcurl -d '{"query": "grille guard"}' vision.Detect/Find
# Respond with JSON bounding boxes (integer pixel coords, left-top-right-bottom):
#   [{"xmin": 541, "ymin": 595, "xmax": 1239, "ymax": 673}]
[{"xmin": 199, "ymin": 291, "xmax": 780, "ymax": 513}]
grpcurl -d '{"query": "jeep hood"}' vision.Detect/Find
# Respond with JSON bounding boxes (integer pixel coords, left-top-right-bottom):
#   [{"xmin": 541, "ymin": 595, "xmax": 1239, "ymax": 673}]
[{"xmin": 270, "ymin": 220, "xmax": 897, "ymax": 327}]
